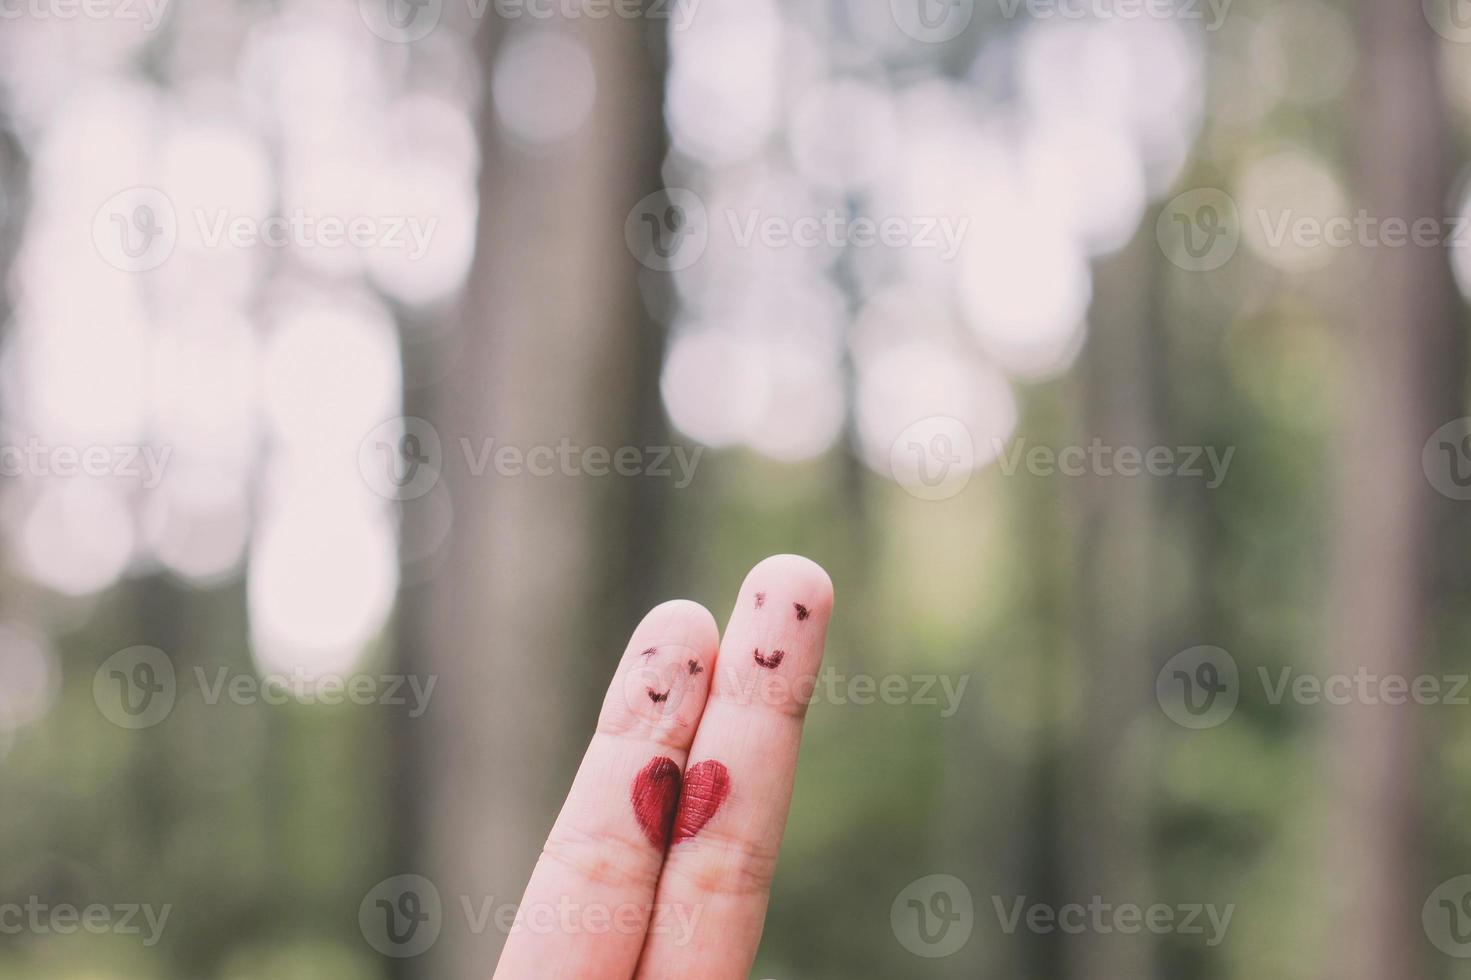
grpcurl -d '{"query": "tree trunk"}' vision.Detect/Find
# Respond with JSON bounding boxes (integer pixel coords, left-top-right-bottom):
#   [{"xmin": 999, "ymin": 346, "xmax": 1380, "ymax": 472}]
[
  {"xmin": 1062, "ymin": 232, "xmax": 1159, "ymax": 980},
  {"xmin": 1324, "ymin": 1, "xmax": 1458, "ymax": 976},
  {"xmin": 396, "ymin": 13, "xmax": 666, "ymax": 978}
]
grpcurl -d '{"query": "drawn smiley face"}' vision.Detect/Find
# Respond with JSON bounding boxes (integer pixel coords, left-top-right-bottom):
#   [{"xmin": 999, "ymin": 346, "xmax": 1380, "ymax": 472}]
[{"xmin": 621, "ymin": 643, "xmax": 708, "ymax": 723}]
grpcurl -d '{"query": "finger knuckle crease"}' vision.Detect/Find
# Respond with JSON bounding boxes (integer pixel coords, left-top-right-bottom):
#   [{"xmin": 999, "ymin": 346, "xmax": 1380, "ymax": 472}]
[
  {"xmin": 671, "ymin": 832, "xmax": 779, "ymax": 897},
  {"xmin": 541, "ymin": 826, "xmax": 659, "ymax": 891}
]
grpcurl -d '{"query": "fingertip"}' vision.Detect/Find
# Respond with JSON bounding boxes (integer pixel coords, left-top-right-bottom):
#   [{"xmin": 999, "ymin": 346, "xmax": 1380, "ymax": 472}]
[
  {"xmin": 611, "ymin": 599, "xmax": 721, "ymax": 735},
  {"xmin": 638, "ymin": 598, "xmax": 720, "ymax": 652},
  {"xmin": 742, "ymin": 554, "xmax": 835, "ymax": 616}
]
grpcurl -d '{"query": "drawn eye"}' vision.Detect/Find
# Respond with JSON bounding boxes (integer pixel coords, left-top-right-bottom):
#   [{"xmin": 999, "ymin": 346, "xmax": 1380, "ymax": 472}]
[
  {"xmin": 647, "ymin": 688, "xmax": 671, "ymax": 703},
  {"xmin": 793, "ymin": 603, "xmax": 809, "ymax": 621},
  {"xmin": 753, "ymin": 649, "xmax": 785, "ymax": 669},
  {"xmin": 640, "ymin": 647, "xmax": 658, "ymax": 659},
  {"xmin": 687, "ymin": 659, "xmax": 704, "ymax": 676}
]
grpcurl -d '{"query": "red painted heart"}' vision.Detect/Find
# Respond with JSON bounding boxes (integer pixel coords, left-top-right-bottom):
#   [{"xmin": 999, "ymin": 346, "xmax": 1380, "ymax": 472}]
[
  {"xmin": 630, "ymin": 756, "xmax": 682, "ymax": 848},
  {"xmin": 673, "ymin": 760, "xmax": 730, "ymax": 843}
]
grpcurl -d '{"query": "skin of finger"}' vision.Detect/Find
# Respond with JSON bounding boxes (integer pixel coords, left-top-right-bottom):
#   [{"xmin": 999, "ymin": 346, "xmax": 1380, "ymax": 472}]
[
  {"xmin": 634, "ymin": 555, "xmax": 834, "ymax": 980},
  {"xmin": 492, "ymin": 599, "xmax": 719, "ymax": 980}
]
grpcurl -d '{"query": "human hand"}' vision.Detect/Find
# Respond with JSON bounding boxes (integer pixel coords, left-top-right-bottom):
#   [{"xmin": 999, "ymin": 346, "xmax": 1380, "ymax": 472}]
[{"xmin": 492, "ymin": 555, "xmax": 834, "ymax": 979}]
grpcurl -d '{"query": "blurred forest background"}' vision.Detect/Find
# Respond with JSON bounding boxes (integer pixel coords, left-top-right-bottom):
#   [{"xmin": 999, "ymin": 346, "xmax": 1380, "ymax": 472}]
[{"xmin": 2, "ymin": 0, "xmax": 1471, "ymax": 977}]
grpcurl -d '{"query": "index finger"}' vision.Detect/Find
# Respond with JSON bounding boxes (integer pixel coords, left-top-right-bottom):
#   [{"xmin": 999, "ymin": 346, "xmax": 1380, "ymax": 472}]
[{"xmin": 493, "ymin": 599, "xmax": 719, "ymax": 980}]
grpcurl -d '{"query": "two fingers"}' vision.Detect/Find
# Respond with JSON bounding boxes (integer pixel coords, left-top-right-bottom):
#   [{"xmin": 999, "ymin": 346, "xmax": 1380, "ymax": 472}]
[
  {"xmin": 493, "ymin": 554, "xmax": 834, "ymax": 980},
  {"xmin": 635, "ymin": 555, "xmax": 834, "ymax": 979}
]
